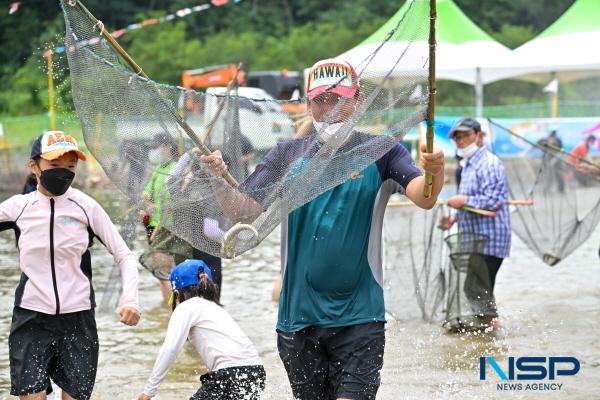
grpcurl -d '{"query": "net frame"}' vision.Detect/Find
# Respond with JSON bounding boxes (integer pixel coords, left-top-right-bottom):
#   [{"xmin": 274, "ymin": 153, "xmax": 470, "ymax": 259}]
[{"xmin": 443, "ymin": 231, "xmax": 496, "ymax": 332}]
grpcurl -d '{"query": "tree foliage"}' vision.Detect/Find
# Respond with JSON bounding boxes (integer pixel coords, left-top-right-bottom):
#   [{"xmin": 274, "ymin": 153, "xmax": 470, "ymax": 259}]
[{"xmin": 0, "ymin": 0, "xmax": 581, "ymax": 115}]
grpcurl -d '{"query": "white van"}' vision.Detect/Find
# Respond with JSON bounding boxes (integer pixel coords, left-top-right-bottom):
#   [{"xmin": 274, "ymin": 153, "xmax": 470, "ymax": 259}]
[{"xmin": 204, "ymin": 86, "xmax": 295, "ymax": 150}]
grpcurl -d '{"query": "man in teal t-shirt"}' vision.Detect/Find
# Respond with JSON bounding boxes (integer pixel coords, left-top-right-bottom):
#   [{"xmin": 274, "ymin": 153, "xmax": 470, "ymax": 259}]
[{"xmin": 201, "ymin": 59, "xmax": 445, "ymax": 400}]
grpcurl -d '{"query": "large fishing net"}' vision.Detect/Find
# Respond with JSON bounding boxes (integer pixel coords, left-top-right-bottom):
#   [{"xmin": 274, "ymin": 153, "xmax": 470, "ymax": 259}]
[
  {"xmin": 490, "ymin": 119, "xmax": 600, "ymax": 266},
  {"xmin": 383, "ymin": 204, "xmax": 496, "ymax": 331},
  {"xmin": 383, "ymin": 119, "xmax": 600, "ymax": 328},
  {"xmin": 383, "ymin": 204, "xmax": 448, "ymax": 322},
  {"xmin": 442, "ymin": 231, "xmax": 496, "ymax": 331},
  {"xmin": 60, "ymin": 0, "xmax": 433, "ymax": 258}
]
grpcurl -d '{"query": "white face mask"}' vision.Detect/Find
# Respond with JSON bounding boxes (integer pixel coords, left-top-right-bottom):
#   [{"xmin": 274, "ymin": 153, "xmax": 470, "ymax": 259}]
[
  {"xmin": 456, "ymin": 142, "xmax": 479, "ymax": 159},
  {"xmin": 313, "ymin": 120, "xmax": 350, "ymax": 150},
  {"xmin": 148, "ymin": 148, "xmax": 162, "ymax": 165}
]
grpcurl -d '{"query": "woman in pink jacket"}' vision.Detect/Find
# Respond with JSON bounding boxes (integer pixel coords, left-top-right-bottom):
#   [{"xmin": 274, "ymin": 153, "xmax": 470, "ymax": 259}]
[{"xmin": 1, "ymin": 131, "xmax": 141, "ymax": 400}]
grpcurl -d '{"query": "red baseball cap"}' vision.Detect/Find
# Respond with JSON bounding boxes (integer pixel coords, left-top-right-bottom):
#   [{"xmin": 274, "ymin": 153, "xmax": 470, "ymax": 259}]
[{"xmin": 306, "ymin": 59, "xmax": 359, "ymax": 101}]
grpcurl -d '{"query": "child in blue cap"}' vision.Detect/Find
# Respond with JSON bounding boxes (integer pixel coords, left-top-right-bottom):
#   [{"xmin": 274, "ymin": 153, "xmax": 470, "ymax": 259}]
[{"xmin": 138, "ymin": 259, "xmax": 265, "ymax": 400}]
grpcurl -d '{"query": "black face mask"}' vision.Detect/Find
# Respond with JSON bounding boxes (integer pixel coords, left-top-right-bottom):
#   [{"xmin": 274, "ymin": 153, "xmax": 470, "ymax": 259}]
[{"xmin": 39, "ymin": 168, "xmax": 75, "ymax": 196}]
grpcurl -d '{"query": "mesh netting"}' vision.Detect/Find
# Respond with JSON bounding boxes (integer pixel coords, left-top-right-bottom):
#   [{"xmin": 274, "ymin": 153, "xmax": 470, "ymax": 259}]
[
  {"xmin": 383, "ymin": 204, "xmax": 448, "ymax": 322},
  {"xmin": 384, "ymin": 206, "xmax": 496, "ymax": 330},
  {"xmin": 443, "ymin": 231, "xmax": 496, "ymax": 331},
  {"xmin": 60, "ymin": 0, "xmax": 431, "ymax": 258},
  {"xmin": 490, "ymin": 119, "xmax": 600, "ymax": 266}
]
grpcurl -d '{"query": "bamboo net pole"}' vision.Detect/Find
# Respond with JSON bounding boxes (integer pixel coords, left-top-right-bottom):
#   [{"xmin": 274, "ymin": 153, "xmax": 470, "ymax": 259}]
[
  {"xmin": 423, "ymin": 0, "xmax": 437, "ymax": 198},
  {"xmin": 200, "ymin": 63, "xmax": 243, "ymax": 143},
  {"xmin": 387, "ymin": 199, "xmax": 534, "ymax": 217}
]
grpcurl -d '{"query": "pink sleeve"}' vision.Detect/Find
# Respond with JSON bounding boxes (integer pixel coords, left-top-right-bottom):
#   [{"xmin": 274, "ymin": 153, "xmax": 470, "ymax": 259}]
[
  {"xmin": 89, "ymin": 202, "xmax": 140, "ymax": 312},
  {"xmin": 0, "ymin": 195, "xmax": 20, "ymax": 223}
]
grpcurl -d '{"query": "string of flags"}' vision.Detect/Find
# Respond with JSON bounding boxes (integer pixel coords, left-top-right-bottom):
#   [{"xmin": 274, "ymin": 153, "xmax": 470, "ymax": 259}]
[
  {"xmin": 9, "ymin": 2, "xmax": 20, "ymax": 14},
  {"xmin": 17, "ymin": 0, "xmax": 243, "ymax": 57}
]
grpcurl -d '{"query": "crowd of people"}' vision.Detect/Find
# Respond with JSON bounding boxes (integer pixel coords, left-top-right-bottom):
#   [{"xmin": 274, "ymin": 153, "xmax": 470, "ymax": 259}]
[{"xmin": 1, "ymin": 57, "xmax": 598, "ymax": 400}]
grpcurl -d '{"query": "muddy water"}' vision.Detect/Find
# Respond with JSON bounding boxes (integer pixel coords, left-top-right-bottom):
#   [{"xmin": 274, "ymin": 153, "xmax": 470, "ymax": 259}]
[{"xmin": 0, "ymin": 192, "xmax": 598, "ymax": 399}]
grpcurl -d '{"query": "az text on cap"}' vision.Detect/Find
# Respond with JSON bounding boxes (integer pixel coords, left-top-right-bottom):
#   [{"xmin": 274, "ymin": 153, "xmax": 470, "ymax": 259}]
[{"xmin": 41, "ymin": 131, "xmax": 86, "ymax": 161}]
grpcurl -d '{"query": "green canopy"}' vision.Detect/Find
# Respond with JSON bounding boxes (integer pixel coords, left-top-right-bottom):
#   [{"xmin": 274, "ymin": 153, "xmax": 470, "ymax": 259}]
[
  {"xmin": 485, "ymin": 0, "xmax": 600, "ymax": 84},
  {"xmin": 360, "ymin": 0, "xmax": 498, "ymax": 46},
  {"xmin": 339, "ymin": 0, "xmax": 511, "ymax": 88},
  {"xmin": 537, "ymin": 0, "xmax": 599, "ymax": 38}
]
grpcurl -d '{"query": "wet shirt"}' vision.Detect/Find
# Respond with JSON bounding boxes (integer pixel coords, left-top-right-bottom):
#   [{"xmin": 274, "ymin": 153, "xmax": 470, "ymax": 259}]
[
  {"xmin": 241, "ymin": 133, "xmax": 422, "ymax": 332},
  {"xmin": 458, "ymin": 146, "xmax": 511, "ymax": 258},
  {"xmin": 0, "ymin": 187, "xmax": 139, "ymax": 314},
  {"xmin": 143, "ymin": 297, "xmax": 262, "ymax": 397},
  {"xmin": 144, "ymin": 160, "xmax": 177, "ymax": 227}
]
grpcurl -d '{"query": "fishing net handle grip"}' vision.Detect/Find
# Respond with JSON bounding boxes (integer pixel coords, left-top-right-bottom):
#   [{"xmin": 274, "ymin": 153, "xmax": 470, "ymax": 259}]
[
  {"xmin": 423, "ymin": 172, "xmax": 433, "ymax": 198},
  {"xmin": 422, "ymin": 128, "xmax": 434, "ymax": 198}
]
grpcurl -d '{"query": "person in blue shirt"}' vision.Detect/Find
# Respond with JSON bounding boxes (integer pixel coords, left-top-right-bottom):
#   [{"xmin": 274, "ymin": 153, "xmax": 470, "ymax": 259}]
[
  {"xmin": 201, "ymin": 58, "xmax": 445, "ymax": 400},
  {"xmin": 440, "ymin": 118, "xmax": 511, "ymax": 329}
]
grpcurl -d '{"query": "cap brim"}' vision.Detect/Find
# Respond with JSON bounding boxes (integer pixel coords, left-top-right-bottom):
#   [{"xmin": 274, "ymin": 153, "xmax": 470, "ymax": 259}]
[
  {"xmin": 448, "ymin": 126, "xmax": 474, "ymax": 138},
  {"xmin": 41, "ymin": 148, "xmax": 86, "ymax": 161},
  {"xmin": 308, "ymin": 85, "xmax": 358, "ymax": 101}
]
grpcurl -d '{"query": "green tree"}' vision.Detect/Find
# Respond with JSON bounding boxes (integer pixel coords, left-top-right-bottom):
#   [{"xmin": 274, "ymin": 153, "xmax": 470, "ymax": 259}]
[{"xmin": 490, "ymin": 24, "xmax": 536, "ymax": 49}]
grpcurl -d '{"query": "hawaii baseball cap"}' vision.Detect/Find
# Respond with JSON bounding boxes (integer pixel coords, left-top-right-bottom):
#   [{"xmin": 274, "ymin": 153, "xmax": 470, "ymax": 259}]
[
  {"xmin": 306, "ymin": 59, "xmax": 360, "ymax": 101},
  {"xmin": 448, "ymin": 118, "xmax": 482, "ymax": 139},
  {"xmin": 30, "ymin": 131, "xmax": 86, "ymax": 161},
  {"xmin": 170, "ymin": 259, "xmax": 213, "ymax": 290}
]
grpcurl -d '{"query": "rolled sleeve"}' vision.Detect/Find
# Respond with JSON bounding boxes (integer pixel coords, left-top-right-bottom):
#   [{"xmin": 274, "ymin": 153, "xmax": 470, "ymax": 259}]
[{"xmin": 464, "ymin": 161, "xmax": 508, "ymax": 211}]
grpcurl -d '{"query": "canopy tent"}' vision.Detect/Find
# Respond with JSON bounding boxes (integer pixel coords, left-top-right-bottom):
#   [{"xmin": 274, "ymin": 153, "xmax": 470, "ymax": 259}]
[
  {"xmin": 484, "ymin": 0, "xmax": 600, "ymax": 84},
  {"xmin": 337, "ymin": 0, "xmax": 512, "ymax": 116}
]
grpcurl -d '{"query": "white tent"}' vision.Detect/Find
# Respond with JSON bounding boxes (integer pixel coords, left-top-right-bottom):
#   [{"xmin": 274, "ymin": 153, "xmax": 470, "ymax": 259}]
[
  {"xmin": 337, "ymin": 0, "xmax": 512, "ymax": 116},
  {"xmin": 483, "ymin": 0, "xmax": 600, "ymax": 84}
]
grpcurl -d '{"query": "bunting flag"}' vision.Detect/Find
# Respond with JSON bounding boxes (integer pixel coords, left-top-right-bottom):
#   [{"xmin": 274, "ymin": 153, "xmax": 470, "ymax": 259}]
[
  {"xmin": 8, "ymin": 2, "xmax": 20, "ymax": 14},
  {"xmin": 35, "ymin": 1, "xmax": 241, "ymax": 54}
]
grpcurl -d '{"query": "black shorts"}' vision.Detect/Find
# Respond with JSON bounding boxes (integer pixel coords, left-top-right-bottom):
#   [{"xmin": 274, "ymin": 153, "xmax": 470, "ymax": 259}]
[
  {"xmin": 190, "ymin": 365, "xmax": 266, "ymax": 400},
  {"xmin": 277, "ymin": 322, "xmax": 385, "ymax": 400},
  {"xmin": 9, "ymin": 307, "xmax": 99, "ymax": 399}
]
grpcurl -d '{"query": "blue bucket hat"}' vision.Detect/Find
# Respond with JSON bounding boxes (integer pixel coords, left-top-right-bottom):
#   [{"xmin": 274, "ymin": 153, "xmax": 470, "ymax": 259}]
[{"xmin": 170, "ymin": 259, "xmax": 213, "ymax": 290}]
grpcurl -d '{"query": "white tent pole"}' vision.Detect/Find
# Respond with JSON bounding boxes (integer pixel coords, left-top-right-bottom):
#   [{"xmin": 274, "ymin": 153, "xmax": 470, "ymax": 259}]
[{"xmin": 475, "ymin": 67, "xmax": 484, "ymax": 117}]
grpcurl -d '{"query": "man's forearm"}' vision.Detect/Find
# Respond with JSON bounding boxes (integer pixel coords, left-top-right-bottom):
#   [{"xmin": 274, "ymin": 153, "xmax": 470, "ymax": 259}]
[
  {"xmin": 210, "ymin": 178, "xmax": 263, "ymax": 223},
  {"xmin": 406, "ymin": 171, "xmax": 444, "ymax": 209}
]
